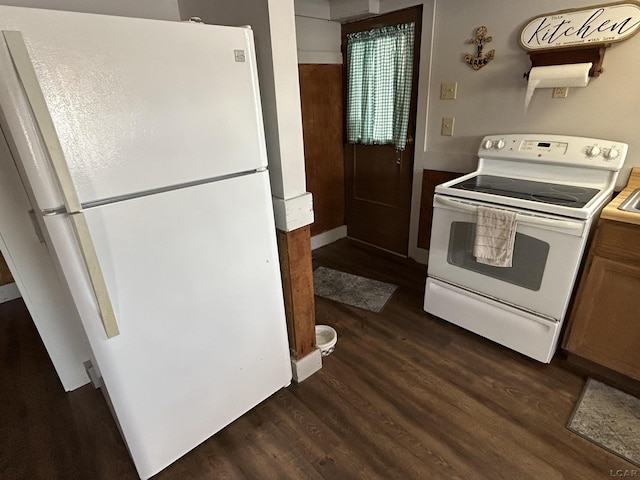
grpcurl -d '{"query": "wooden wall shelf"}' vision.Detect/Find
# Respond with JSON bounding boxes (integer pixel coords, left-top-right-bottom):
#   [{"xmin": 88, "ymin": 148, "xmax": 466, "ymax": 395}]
[{"xmin": 527, "ymin": 44, "xmax": 610, "ymax": 77}]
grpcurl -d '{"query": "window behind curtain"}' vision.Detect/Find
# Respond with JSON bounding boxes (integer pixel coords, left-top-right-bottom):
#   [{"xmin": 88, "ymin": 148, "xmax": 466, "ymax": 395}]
[{"xmin": 346, "ymin": 22, "xmax": 415, "ymax": 151}]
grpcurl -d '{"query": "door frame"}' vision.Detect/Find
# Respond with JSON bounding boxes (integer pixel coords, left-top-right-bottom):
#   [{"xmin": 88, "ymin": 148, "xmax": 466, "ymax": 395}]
[{"xmin": 341, "ymin": 5, "xmax": 424, "ymax": 256}]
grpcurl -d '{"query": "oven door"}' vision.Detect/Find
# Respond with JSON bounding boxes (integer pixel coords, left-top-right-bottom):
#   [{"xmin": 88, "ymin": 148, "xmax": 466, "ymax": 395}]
[{"xmin": 427, "ymin": 194, "xmax": 589, "ymax": 321}]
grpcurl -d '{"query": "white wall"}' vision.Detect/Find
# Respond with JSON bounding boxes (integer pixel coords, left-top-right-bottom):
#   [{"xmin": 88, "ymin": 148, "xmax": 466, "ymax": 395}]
[
  {"xmin": 295, "ymin": 15, "xmax": 342, "ymax": 64},
  {"xmin": 294, "ymin": 0, "xmax": 342, "ymax": 64},
  {"xmin": 425, "ymin": 0, "xmax": 640, "ymax": 183},
  {"xmin": 295, "ymin": 0, "xmax": 331, "ymax": 19},
  {"xmin": 0, "ymin": 0, "xmax": 180, "ymax": 19}
]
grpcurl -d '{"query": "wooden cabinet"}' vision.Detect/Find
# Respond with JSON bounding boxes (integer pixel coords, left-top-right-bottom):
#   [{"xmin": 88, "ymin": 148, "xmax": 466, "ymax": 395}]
[{"xmin": 564, "ymin": 219, "xmax": 640, "ymax": 381}]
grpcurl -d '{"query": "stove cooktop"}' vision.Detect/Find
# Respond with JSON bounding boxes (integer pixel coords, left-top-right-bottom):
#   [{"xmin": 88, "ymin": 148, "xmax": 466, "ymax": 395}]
[{"xmin": 449, "ymin": 175, "xmax": 601, "ymax": 208}]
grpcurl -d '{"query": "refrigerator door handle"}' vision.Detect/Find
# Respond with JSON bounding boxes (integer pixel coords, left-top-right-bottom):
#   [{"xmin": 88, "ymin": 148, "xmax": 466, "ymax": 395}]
[
  {"xmin": 68, "ymin": 213, "xmax": 119, "ymax": 338},
  {"xmin": 3, "ymin": 30, "xmax": 119, "ymax": 338}
]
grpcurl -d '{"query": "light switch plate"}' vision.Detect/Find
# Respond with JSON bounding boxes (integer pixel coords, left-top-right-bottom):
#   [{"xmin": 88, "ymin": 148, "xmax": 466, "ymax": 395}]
[
  {"xmin": 441, "ymin": 117, "xmax": 455, "ymax": 136},
  {"xmin": 440, "ymin": 82, "xmax": 457, "ymax": 100}
]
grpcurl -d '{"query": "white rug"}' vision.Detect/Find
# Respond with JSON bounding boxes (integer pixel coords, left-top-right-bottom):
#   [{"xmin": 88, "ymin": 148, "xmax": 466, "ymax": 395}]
[
  {"xmin": 313, "ymin": 267, "xmax": 398, "ymax": 313},
  {"xmin": 568, "ymin": 378, "xmax": 640, "ymax": 467}
]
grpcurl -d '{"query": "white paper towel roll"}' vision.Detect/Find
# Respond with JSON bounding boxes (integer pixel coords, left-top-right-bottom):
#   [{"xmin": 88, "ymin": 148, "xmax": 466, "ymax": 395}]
[{"xmin": 524, "ymin": 62, "xmax": 592, "ymax": 113}]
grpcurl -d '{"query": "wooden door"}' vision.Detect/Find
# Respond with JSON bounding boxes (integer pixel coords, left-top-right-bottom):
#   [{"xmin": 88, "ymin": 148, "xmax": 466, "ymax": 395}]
[{"xmin": 342, "ymin": 6, "xmax": 422, "ymax": 256}]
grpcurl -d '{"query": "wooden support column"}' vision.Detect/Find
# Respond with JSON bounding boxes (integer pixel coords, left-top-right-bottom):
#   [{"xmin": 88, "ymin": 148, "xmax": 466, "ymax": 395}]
[{"xmin": 277, "ymin": 225, "xmax": 316, "ymax": 360}]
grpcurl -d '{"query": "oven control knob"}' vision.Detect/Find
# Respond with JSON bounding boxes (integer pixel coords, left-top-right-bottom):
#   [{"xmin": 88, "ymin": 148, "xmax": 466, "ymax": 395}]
[
  {"xmin": 587, "ymin": 145, "xmax": 601, "ymax": 157},
  {"xmin": 496, "ymin": 139, "xmax": 506, "ymax": 150},
  {"xmin": 605, "ymin": 147, "xmax": 620, "ymax": 160},
  {"xmin": 482, "ymin": 139, "xmax": 494, "ymax": 150}
]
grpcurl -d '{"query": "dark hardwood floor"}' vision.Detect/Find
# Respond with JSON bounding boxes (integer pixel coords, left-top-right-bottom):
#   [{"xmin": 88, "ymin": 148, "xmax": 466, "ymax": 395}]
[{"xmin": 1, "ymin": 238, "xmax": 636, "ymax": 479}]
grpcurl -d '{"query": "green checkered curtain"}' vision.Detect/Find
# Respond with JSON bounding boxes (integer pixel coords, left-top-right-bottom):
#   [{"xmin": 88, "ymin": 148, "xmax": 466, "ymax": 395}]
[{"xmin": 346, "ymin": 22, "xmax": 415, "ymax": 151}]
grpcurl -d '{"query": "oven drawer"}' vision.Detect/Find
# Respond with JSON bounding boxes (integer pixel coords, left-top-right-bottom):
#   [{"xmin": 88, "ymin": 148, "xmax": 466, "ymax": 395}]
[{"xmin": 425, "ymin": 278, "xmax": 561, "ymax": 363}]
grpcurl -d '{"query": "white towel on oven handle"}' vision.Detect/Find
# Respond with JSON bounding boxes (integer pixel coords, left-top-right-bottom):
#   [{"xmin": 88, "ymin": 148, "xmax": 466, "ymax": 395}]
[{"xmin": 473, "ymin": 206, "xmax": 518, "ymax": 267}]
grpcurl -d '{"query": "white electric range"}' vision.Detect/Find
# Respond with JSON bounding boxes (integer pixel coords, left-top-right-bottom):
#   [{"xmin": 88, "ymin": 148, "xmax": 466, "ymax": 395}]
[{"xmin": 424, "ymin": 134, "xmax": 628, "ymax": 363}]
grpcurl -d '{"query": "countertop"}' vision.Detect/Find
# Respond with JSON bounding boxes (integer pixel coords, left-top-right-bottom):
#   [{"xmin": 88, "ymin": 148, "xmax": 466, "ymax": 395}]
[{"xmin": 601, "ymin": 167, "xmax": 640, "ymax": 225}]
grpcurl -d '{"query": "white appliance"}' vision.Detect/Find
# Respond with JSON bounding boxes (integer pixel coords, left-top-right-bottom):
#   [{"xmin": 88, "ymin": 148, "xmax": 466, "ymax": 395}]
[
  {"xmin": 0, "ymin": 7, "xmax": 292, "ymax": 479},
  {"xmin": 424, "ymin": 134, "xmax": 627, "ymax": 363}
]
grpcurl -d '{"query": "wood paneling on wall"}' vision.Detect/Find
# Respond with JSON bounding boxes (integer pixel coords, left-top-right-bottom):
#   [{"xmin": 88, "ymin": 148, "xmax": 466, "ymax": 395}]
[{"xmin": 298, "ymin": 64, "xmax": 344, "ymax": 237}]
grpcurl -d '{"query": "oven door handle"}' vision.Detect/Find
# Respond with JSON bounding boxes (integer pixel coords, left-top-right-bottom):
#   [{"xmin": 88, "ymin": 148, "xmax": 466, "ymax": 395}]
[{"xmin": 434, "ymin": 196, "xmax": 584, "ymax": 231}]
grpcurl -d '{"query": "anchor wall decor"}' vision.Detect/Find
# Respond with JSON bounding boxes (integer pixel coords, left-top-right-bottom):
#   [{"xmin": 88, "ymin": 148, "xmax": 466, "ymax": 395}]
[{"xmin": 464, "ymin": 26, "xmax": 495, "ymax": 70}]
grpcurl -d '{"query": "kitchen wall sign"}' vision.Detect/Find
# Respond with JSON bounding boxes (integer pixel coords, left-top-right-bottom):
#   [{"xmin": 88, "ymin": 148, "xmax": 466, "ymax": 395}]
[
  {"xmin": 520, "ymin": 2, "xmax": 640, "ymax": 51},
  {"xmin": 520, "ymin": 2, "xmax": 640, "ymax": 77},
  {"xmin": 464, "ymin": 26, "xmax": 495, "ymax": 70}
]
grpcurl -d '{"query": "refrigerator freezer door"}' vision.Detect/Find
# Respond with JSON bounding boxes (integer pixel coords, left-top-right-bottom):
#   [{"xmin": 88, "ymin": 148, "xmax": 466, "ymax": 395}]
[
  {"xmin": 0, "ymin": 6, "xmax": 268, "ymax": 209},
  {"xmin": 43, "ymin": 171, "xmax": 292, "ymax": 479}
]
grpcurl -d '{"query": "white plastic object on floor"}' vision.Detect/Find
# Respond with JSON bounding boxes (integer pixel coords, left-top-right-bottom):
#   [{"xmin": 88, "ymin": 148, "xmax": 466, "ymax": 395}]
[{"xmin": 316, "ymin": 325, "xmax": 338, "ymax": 356}]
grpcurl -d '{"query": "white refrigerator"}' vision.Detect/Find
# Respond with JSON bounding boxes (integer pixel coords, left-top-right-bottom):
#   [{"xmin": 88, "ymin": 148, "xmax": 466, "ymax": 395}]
[{"xmin": 0, "ymin": 6, "xmax": 292, "ymax": 479}]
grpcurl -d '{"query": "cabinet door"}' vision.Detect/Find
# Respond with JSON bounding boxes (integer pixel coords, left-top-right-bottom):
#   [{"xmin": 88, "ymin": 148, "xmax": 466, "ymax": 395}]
[{"xmin": 566, "ymin": 255, "xmax": 640, "ymax": 381}]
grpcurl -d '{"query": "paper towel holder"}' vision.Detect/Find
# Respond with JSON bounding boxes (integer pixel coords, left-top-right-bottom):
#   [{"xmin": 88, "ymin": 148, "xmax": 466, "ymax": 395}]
[{"xmin": 524, "ymin": 44, "xmax": 609, "ymax": 79}]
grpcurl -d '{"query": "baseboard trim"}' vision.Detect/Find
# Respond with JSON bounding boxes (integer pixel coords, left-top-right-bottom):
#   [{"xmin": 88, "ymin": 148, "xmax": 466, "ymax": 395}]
[
  {"xmin": 311, "ymin": 226, "xmax": 347, "ymax": 250},
  {"xmin": 290, "ymin": 348, "xmax": 322, "ymax": 383},
  {"xmin": 0, "ymin": 282, "xmax": 21, "ymax": 303}
]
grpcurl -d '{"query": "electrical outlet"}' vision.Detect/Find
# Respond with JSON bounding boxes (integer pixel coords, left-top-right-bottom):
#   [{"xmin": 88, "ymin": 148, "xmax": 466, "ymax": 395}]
[
  {"xmin": 440, "ymin": 82, "xmax": 457, "ymax": 100},
  {"xmin": 441, "ymin": 117, "xmax": 455, "ymax": 136},
  {"xmin": 552, "ymin": 87, "xmax": 568, "ymax": 98}
]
